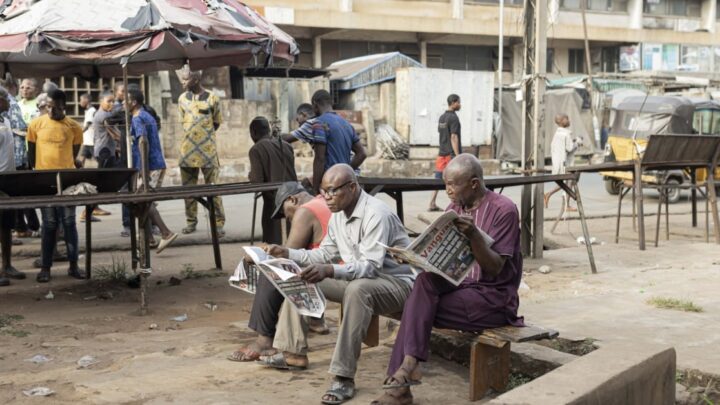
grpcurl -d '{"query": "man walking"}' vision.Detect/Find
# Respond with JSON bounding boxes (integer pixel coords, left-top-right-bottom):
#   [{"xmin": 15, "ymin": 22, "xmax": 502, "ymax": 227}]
[
  {"xmin": 27, "ymin": 89, "xmax": 84, "ymax": 282},
  {"xmin": 177, "ymin": 68, "xmax": 225, "ymax": 236},
  {"xmin": 248, "ymin": 116, "xmax": 297, "ymax": 244},
  {"xmin": 429, "ymin": 94, "xmax": 461, "ymax": 212},
  {"xmin": 544, "ymin": 113, "xmax": 581, "ymax": 210}
]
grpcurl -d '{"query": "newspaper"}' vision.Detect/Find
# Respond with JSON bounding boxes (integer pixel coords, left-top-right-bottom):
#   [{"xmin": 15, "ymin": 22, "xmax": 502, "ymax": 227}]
[
  {"xmin": 382, "ymin": 211, "xmax": 494, "ymax": 286},
  {"xmin": 229, "ymin": 247, "xmax": 326, "ymax": 318}
]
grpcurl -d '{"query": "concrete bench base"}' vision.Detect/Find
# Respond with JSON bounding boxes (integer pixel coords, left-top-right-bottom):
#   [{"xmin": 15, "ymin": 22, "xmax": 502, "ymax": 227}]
[{"xmin": 487, "ymin": 342, "xmax": 676, "ymax": 405}]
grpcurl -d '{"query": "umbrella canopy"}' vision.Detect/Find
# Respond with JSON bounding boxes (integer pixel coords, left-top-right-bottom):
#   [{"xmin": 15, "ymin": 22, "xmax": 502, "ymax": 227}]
[{"xmin": 0, "ymin": 0, "xmax": 300, "ymax": 77}]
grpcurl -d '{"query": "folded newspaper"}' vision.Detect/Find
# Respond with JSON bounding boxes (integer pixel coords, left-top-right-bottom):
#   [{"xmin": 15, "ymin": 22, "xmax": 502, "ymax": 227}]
[
  {"xmin": 229, "ymin": 246, "xmax": 326, "ymax": 318},
  {"xmin": 382, "ymin": 211, "xmax": 494, "ymax": 286}
]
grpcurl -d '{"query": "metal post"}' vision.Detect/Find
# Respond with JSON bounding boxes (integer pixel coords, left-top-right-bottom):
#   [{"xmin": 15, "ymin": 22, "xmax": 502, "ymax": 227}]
[
  {"xmin": 497, "ymin": 0, "xmax": 504, "ymax": 158},
  {"xmin": 85, "ymin": 204, "xmax": 92, "ymax": 279},
  {"xmin": 396, "ymin": 191, "xmax": 405, "ymax": 224},
  {"xmin": 207, "ymin": 197, "xmax": 222, "ymax": 270},
  {"xmin": 250, "ymin": 192, "xmax": 260, "ymax": 245},
  {"xmin": 634, "ymin": 160, "xmax": 646, "ymax": 250},
  {"xmin": 691, "ymin": 168, "xmax": 697, "ymax": 227},
  {"xmin": 708, "ymin": 167, "xmax": 720, "ymax": 244},
  {"xmin": 574, "ymin": 180, "xmax": 597, "ymax": 274}
]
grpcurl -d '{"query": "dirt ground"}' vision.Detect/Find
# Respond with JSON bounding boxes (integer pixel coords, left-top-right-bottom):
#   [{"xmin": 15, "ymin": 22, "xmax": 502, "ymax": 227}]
[{"xmin": 1, "ymin": 210, "xmax": 719, "ymax": 404}]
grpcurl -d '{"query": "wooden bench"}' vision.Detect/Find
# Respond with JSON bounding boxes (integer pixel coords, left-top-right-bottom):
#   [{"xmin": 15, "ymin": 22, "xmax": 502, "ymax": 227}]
[{"xmin": 361, "ymin": 313, "xmax": 558, "ymax": 401}]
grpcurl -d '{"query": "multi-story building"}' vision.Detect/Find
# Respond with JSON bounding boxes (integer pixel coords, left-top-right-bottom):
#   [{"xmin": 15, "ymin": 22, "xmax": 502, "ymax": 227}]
[{"xmin": 249, "ymin": 0, "xmax": 720, "ymax": 80}]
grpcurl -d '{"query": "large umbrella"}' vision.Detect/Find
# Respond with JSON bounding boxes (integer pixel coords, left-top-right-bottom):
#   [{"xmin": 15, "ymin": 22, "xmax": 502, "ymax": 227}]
[{"xmin": 0, "ymin": 0, "xmax": 299, "ymax": 77}]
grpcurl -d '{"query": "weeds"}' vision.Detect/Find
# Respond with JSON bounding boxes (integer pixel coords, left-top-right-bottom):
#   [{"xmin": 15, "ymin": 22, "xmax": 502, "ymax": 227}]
[
  {"xmin": 0, "ymin": 314, "xmax": 29, "ymax": 337},
  {"xmin": 93, "ymin": 256, "xmax": 129, "ymax": 282},
  {"xmin": 647, "ymin": 297, "xmax": 703, "ymax": 313},
  {"xmin": 507, "ymin": 373, "xmax": 533, "ymax": 390},
  {"xmin": 180, "ymin": 264, "xmax": 223, "ymax": 280}
]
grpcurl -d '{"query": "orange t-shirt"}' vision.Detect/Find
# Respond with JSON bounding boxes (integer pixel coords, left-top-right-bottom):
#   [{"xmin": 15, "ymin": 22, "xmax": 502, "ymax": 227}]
[
  {"xmin": 27, "ymin": 115, "xmax": 83, "ymax": 170},
  {"xmin": 301, "ymin": 195, "xmax": 331, "ymax": 249}
]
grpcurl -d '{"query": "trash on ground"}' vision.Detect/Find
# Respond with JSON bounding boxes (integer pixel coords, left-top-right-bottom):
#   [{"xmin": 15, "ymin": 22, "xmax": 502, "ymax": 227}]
[
  {"xmin": 171, "ymin": 314, "xmax": 188, "ymax": 322},
  {"xmin": 149, "ymin": 323, "xmax": 158, "ymax": 330},
  {"xmin": 204, "ymin": 302, "xmax": 218, "ymax": 311},
  {"xmin": 77, "ymin": 355, "xmax": 99, "ymax": 368},
  {"xmin": 25, "ymin": 354, "xmax": 51, "ymax": 364},
  {"xmin": 44, "ymin": 291, "xmax": 54, "ymax": 300},
  {"xmin": 22, "ymin": 387, "xmax": 55, "ymax": 397},
  {"xmin": 538, "ymin": 265, "xmax": 552, "ymax": 274},
  {"xmin": 519, "ymin": 281, "xmax": 531, "ymax": 292},
  {"xmin": 169, "ymin": 276, "xmax": 182, "ymax": 286},
  {"xmin": 576, "ymin": 236, "xmax": 600, "ymax": 245}
]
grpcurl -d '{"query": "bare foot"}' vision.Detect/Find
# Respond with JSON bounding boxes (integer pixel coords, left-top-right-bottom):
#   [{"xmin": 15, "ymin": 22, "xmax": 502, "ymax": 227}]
[
  {"xmin": 543, "ymin": 193, "xmax": 550, "ymax": 208},
  {"xmin": 566, "ymin": 206, "xmax": 578, "ymax": 212}
]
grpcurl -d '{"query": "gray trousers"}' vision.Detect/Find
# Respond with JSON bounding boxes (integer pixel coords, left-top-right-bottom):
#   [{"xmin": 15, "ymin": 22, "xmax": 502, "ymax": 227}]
[{"xmin": 273, "ymin": 274, "xmax": 412, "ymax": 379}]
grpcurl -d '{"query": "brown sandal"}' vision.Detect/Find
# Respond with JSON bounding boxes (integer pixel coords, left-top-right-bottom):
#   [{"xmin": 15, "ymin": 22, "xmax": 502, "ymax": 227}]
[
  {"xmin": 382, "ymin": 366, "xmax": 421, "ymax": 389},
  {"xmin": 227, "ymin": 346, "xmax": 276, "ymax": 362}
]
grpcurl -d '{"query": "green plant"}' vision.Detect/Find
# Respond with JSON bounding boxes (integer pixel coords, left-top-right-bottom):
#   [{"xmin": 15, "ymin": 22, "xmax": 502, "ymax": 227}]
[
  {"xmin": 93, "ymin": 256, "xmax": 129, "ymax": 282},
  {"xmin": 180, "ymin": 264, "xmax": 223, "ymax": 279},
  {"xmin": 647, "ymin": 297, "xmax": 703, "ymax": 313},
  {"xmin": 0, "ymin": 314, "xmax": 29, "ymax": 337}
]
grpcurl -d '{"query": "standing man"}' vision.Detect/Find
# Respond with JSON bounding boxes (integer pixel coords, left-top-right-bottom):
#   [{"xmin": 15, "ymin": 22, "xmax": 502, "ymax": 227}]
[
  {"xmin": 544, "ymin": 113, "xmax": 581, "ymax": 211},
  {"xmin": 177, "ymin": 68, "xmax": 225, "ymax": 236},
  {"xmin": 302, "ymin": 90, "xmax": 367, "ymax": 194},
  {"xmin": 27, "ymin": 89, "xmax": 85, "ymax": 283},
  {"xmin": 18, "ymin": 78, "xmax": 40, "ymax": 125},
  {"xmin": 372, "ymin": 154, "xmax": 524, "ymax": 405},
  {"xmin": 248, "ymin": 116, "xmax": 297, "ymax": 244},
  {"xmin": 429, "ymin": 94, "xmax": 461, "ymax": 212},
  {"xmin": 0, "ymin": 86, "xmax": 27, "ymax": 286},
  {"xmin": 94, "ymin": 91, "xmax": 119, "ymax": 169},
  {"xmin": 77, "ymin": 93, "xmax": 96, "ymax": 168}
]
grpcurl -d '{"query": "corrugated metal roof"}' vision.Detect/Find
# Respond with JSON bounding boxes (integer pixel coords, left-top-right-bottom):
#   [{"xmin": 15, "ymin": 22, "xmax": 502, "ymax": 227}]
[{"xmin": 328, "ymin": 52, "xmax": 423, "ymax": 91}]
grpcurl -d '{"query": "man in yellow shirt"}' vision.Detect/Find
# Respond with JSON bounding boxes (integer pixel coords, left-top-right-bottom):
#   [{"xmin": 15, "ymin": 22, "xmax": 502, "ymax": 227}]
[
  {"xmin": 27, "ymin": 89, "xmax": 84, "ymax": 283},
  {"xmin": 177, "ymin": 68, "xmax": 225, "ymax": 236}
]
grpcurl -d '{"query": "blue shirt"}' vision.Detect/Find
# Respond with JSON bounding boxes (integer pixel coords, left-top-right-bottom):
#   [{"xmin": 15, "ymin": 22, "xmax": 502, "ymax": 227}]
[
  {"xmin": 310, "ymin": 112, "xmax": 360, "ymax": 170},
  {"xmin": 131, "ymin": 108, "xmax": 166, "ymax": 171}
]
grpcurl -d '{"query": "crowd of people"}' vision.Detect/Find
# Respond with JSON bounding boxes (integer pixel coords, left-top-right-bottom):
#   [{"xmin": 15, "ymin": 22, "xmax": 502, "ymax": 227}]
[{"xmin": 0, "ymin": 74, "xmax": 526, "ymax": 405}]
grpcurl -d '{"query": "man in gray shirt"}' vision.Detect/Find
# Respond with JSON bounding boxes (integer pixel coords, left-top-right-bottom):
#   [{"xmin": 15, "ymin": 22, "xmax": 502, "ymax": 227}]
[
  {"xmin": 93, "ymin": 91, "xmax": 118, "ymax": 168},
  {"xmin": 262, "ymin": 164, "xmax": 414, "ymax": 405}
]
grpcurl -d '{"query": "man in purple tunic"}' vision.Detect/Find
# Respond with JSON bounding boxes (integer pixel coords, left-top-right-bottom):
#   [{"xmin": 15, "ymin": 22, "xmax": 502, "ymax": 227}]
[{"xmin": 371, "ymin": 153, "xmax": 524, "ymax": 405}]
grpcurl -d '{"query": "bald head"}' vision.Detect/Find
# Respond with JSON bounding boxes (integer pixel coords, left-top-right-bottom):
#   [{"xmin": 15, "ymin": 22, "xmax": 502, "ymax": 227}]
[
  {"xmin": 320, "ymin": 164, "xmax": 360, "ymax": 214},
  {"xmin": 443, "ymin": 154, "xmax": 486, "ymax": 209},
  {"xmin": 323, "ymin": 164, "xmax": 356, "ymax": 185}
]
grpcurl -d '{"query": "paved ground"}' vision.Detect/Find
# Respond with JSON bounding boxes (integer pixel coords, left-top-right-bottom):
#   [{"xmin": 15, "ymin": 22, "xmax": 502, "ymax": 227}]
[{"xmin": 1, "ymin": 172, "xmax": 719, "ymax": 403}]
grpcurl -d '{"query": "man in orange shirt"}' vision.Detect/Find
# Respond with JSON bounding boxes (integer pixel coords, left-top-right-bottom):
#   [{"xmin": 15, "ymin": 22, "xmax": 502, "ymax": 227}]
[
  {"xmin": 27, "ymin": 89, "xmax": 84, "ymax": 283},
  {"xmin": 228, "ymin": 181, "xmax": 330, "ymax": 361}
]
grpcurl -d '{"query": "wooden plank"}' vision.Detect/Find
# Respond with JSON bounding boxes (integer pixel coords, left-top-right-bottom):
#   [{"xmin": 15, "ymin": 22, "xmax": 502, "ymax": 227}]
[
  {"xmin": 479, "ymin": 324, "xmax": 557, "ymax": 343},
  {"xmin": 470, "ymin": 341, "xmax": 510, "ymax": 401},
  {"xmin": 363, "ymin": 315, "xmax": 380, "ymax": 347}
]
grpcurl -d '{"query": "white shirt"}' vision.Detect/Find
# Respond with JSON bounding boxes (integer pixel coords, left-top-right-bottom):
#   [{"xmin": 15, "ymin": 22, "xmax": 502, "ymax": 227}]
[
  {"xmin": 550, "ymin": 127, "xmax": 577, "ymax": 174},
  {"xmin": 288, "ymin": 190, "xmax": 416, "ymax": 285},
  {"xmin": 83, "ymin": 106, "xmax": 97, "ymax": 146},
  {"xmin": 0, "ymin": 117, "xmax": 16, "ymax": 172}
]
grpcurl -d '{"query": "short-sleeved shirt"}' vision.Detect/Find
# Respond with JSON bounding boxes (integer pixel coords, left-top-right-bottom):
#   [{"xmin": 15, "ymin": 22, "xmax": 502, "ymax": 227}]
[
  {"xmin": 27, "ymin": 115, "xmax": 83, "ymax": 170},
  {"xmin": 178, "ymin": 90, "xmax": 222, "ymax": 168},
  {"xmin": 18, "ymin": 97, "xmax": 39, "ymax": 125},
  {"xmin": 290, "ymin": 118, "xmax": 316, "ymax": 143},
  {"xmin": 0, "ymin": 118, "xmax": 16, "ymax": 172},
  {"xmin": 550, "ymin": 127, "xmax": 576, "ymax": 175},
  {"xmin": 248, "ymin": 137, "xmax": 297, "ymax": 185},
  {"xmin": 438, "ymin": 110, "xmax": 461, "ymax": 157},
  {"xmin": 82, "ymin": 106, "xmax": 96, "ymax": 146},
  {"xmin": 131, "ymin": 108, "xmax": 166, "ymax": 171},
  {"xmin": 93, "ymin": 109, "xmax": 116, "ymax": 158},
  {"xmin": 446, "ymin": 189, "xmax": 523, "ymax": 326},
  {"xmin": 310, "ymin": 112, "xmax": 360, "ymax": 170}
]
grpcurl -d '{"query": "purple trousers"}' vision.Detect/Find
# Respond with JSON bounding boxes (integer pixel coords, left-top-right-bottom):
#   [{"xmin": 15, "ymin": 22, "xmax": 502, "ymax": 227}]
[{"xmin": 387, "ymin": 272, "xmax": 515, "ymax": 376}]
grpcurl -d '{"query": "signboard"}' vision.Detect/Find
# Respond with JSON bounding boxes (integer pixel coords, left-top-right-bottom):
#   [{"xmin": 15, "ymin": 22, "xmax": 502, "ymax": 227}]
[{"xmin": 620, "ymin": 45, "xmax": 640, "ymax": 72}]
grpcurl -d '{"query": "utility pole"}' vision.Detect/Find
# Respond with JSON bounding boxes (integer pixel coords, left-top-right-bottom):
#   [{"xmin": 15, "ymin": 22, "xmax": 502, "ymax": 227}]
[{"xmin": 520, "ymin": 0, "xmax": 547, "ymax": 257}]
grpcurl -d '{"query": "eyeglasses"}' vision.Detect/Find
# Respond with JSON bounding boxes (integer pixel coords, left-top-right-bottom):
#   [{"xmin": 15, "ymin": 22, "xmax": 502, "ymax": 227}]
[{"xmin": 320, "ymin": 181, "xmax": 354, "ymax": 197}]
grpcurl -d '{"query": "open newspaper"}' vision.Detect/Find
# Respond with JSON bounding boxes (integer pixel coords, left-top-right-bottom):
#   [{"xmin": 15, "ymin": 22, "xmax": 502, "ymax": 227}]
[
  {"xmin": 229, "ymin": 246, "xmax": 326, "ymax": 318},
  {"xmin": 382, "ymin": 211, "xmax": 494, "ymax": 286}
]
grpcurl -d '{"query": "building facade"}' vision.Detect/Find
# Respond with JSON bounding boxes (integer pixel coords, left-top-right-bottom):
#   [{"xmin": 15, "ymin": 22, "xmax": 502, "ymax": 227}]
[{"xmin": 248, "ymin": 0, "xmax": 720, "ymax": 80}]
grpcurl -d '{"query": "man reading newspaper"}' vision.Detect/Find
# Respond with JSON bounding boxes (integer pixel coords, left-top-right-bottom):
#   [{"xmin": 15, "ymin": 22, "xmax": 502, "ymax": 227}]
[
  {"xmin": 228, "ymin": 182, "xmax": 332, "ymax": 362},
  {"xmin": 371, "ymin": 154, "xmax": 524, "ymax": 405},
  {"xmin": 261, "ymin": 164, "xmax": 415, "ymax": 405}
]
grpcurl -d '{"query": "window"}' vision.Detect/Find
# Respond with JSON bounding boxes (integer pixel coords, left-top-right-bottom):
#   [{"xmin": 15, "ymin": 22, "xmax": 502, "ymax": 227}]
[
  {"xmin": 680, "ymin": 45, "xmax": 712, "ymax": 72},
  {"xmin": 644, "ymin": 0, "xmax": 701, "ymax": 17},
  {"xmin": 50, "ymin": 76, "xmax": 144, "ymax": 121},
  {"xmin": 547, "ymin": 48, "xmax": 555, "ymax": 73},
  {"xmin": 568, "ymin": 49, "xmax": 586, "ymax": 73},
  {"xmin": 601, "ymin": 47, "xmax": 620, "ymax": 72},
  {"xmin": 560, "ymin": 0, "xmax": 627, "ymax": 11},
  {"xmin": 642, "ymin": 43, "xmax": 679, "ymax": 71}
]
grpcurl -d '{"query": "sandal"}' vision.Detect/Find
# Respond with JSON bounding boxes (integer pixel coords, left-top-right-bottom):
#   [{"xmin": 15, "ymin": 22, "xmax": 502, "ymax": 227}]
[
  {"xmin": 382, "ymin": 366, "xmax": 421, "ymax": 389},
  {"xmin": 182, "ymin": 225, "xmax": 196, "ymax": 234},
  {"xmin": 370, "ymin": 389, "xmax": 414, "ymax": 405},
  {"xmin": 428, "ymin": 206, "xmax": 441, "ymax": 212},
  {"xmin": 321, "ymin": 378, "xmax": 356, "ymax": 405},
  {"xmin": 256, "ymin": 352, "xmax": 307, "ymax": 370},
  {"xmin": 227, "ymin": 346, "xmax": 277, "ymax": 362}
]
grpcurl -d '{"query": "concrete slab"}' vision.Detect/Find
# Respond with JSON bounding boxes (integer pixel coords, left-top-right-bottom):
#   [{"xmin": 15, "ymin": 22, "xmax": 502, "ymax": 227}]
[{"xmin": 488, "ymin": 342, "xmax": 676, "ymax": 405}]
